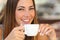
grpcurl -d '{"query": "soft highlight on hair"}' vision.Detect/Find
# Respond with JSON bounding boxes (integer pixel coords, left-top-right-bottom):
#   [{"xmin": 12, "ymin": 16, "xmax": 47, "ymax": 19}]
[{"xmin": 3, "ymin": 0, "xmax": 38, "ymax": 40}]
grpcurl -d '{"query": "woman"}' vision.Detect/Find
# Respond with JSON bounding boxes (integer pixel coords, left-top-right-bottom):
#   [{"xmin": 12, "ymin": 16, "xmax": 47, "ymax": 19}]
[{"xmin": 3, "ymin": 0, "xmax": 56, "ymax": 40}]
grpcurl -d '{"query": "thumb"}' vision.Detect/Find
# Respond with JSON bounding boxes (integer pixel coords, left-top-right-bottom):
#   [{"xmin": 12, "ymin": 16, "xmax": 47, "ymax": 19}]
[{"xmin": 20, "ymin": 21, "xmax": 24, "ymax": 26}]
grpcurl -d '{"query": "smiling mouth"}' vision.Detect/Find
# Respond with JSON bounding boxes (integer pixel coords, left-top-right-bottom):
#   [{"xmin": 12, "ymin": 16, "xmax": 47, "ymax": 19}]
[{"xmin": 21, "ymin": 19, "xmax": 30, "ymax": 24}]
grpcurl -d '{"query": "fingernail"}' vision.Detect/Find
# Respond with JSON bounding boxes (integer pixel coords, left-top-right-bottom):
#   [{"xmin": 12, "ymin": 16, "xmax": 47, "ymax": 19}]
[
  {"xmin": 38, "ymin": 30, "xmax": 40, "ymax": 32},
  {"xmin": 40, "ymin": 33, "xmax": 42, "ymax": 36},
  {"xmin": 42, "ymin": 34, "xmax": 44, "ymax": 36},
  {"xmin": 46, "ymin": 32, "xmax": 48, "ymax": 35},
  {"xmin": 40, "ymin": 33, "xmax": 44, "ymax": 36},
  {"xmin": 40, "ymin": 33, "xmax": 41, "ymax": 35}
]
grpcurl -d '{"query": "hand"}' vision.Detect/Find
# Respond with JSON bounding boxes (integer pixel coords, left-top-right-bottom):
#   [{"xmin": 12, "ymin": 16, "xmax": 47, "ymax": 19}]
[
  {"xmin": 39, "ymin": 24, "xmax": 56, "ymax": 40},
  {"xmin": 5, "ymin": 25, "xmax": 25, "ymax": 40}
]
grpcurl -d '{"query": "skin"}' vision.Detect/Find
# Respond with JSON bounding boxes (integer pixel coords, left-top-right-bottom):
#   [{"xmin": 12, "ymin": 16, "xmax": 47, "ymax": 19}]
[
  {"xmin": 5, "ymin": 0, "xmax": 56, "ymax": 40},
  {"xmin": 5, "ymin": 0, "xmax": 35, "ymax": 40},
  {"xmin": 15, "ymin": 0, "xmax": 35, "ymax": 25},
  {"xmin": 39, "ymin": 24, "xmax": 56, "ymax": 40},
  {"xmin": 0, "ymin": 28, "xmax": 2, "ymax": 40}
]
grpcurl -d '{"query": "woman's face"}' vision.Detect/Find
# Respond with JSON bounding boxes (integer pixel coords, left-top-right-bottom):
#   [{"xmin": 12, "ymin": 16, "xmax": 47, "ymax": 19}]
[{"xmin": 15, "ymin": 0, "xmax": 35, "ymax": 25}]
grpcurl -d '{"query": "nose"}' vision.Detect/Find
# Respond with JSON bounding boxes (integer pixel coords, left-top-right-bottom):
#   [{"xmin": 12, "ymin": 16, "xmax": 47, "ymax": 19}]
[{"xmin": 24, "ymin": 10, "xmax": 30, "ymax": 17}]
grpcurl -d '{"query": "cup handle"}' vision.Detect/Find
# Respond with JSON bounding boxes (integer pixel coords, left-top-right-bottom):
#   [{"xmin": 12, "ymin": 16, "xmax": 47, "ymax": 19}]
[{"xmin": 24, "ymin": 31, "xmax": 27, "ymax": 35}]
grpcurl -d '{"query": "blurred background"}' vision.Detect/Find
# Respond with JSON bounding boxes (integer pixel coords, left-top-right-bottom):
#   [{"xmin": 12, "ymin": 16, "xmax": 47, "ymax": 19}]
[
  {"xmin": 0, "ymin": 0, "xmax": 7, "ymax": 24},
  {"xmin": 0, "ymin": 0, "xmax": 60, "ymax": 40},
  {"xmin": 35, "ymin": 0, "xmax": 60, "ymax": 40}
]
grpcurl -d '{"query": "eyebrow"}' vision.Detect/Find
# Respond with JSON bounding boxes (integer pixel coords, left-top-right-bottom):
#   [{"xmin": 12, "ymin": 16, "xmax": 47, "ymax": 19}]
[
  {"xmin": 17, "ymin": 5, "xmax": 34, "ymax": 8},
  {"xmin": 29, "ymin": 5, "xmax": 34, "ymax": 8},
  {"xmin": 17, "ymin": 6, "xmax": 25, "ymax": 8}
]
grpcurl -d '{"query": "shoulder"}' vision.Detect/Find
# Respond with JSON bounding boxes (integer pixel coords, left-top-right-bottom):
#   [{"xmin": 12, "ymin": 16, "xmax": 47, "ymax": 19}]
[{"xmin": 0, "ymin": 24, "xmax": 3, "ymax": 40}]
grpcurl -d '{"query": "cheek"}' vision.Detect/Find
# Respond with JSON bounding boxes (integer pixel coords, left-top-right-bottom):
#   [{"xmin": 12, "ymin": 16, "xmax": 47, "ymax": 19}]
[
  {"xmin": 15, "ymin": 11, "xmax": 23, "ymax": 24},
  {"xmin": 30, "ymin": 10, "xmax": 35, "ymax": 19},
  {"xmin": 15, "ymin": 11, "xmax": 23, "ymax": 19},
  {"xmin": 29, "ymin": 10, "xmax": 35, "ymax": 23}
]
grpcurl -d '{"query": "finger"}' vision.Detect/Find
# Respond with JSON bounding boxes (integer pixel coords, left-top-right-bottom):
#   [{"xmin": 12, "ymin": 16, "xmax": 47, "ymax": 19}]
[
  {"xmin": 40, "ymin": 26, "xmax": 46, "ymax": 36},
  {"xmin": 39, "ymin": 24, "xmax": 45, "ymax": 32},
  {"xmin": 44, "ymin": 24, "xmax": 53, "ymax": 34},
  {"xmin": 15, "ymin": 36, "xmax": 24, "ymax": 40},
  {"xmin": 19, "ymin": 21, "xmax": 25, "ymax": 31},
  {"xmin": 16, "ymin": 34, "xmax": 25, "ymax": 39},
  {"xmin": 15, "ymin": 30, "xmax": 25, "ymax": 35},
  {"xmin": 20, "ymin": 21, "xmax": 24, "ymax": 26},
  {"xmin": 43, "ymin": 24, "xmax": 51, "ymax": 33},
  {"xmin": 13, "ymin": 26, "xmax": 24, "ymax": 32},
  {"xmin": 44, "ymin": 27, "xmax": 51, "ymax": 33},
  {"xmin": 39, "ymin": 24, "xmax": 45, "ymax": 36},
  {"xmin": 39, "ymin": 24, "xmax": 51, "ymax": 36},
  {"xmin": 45, "ymin": 24, "xmax": 54, "ymax": 29},
  {"xmin": 14, "ymin": 32, "xmax": 25, "ymax": 40},
  {"xmin": 15, "ymin": 32, "xmax": 25, "ymax": 40},
  {"xmin": 45, "ymin": 29, "xmax": 52, "ymax": 35},
  {"xmin": 45, "ymin": 24, "xmax": 50, "ymax": 27},
  {"xmin": 19, "ymin": 26, "xmax": 24, "ymax": 32}
]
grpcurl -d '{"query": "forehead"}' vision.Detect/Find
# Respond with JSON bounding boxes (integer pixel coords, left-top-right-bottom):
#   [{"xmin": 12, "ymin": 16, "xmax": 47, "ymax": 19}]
[{"xmin": 17, "ymin": 0, "xmax": 33, "ymax": 6}]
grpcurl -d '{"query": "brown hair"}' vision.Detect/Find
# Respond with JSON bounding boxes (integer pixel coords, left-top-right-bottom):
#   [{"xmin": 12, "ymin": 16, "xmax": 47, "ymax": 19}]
[{"xmin": 3, "ymin": 0, "xmax": 38, "ymax": 40}]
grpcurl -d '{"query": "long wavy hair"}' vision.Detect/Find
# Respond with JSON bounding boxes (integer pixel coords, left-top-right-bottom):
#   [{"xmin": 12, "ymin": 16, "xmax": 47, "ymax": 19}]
[{"xmin": 3, "ymin": 0, "xmax": 38, "ymax": 40}]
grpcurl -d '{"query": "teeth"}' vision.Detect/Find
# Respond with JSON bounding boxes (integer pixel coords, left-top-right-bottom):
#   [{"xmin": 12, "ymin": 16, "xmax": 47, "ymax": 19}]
[{"xmin": 23, "ymin": 20, "xmax": 29, "ymax": 21}]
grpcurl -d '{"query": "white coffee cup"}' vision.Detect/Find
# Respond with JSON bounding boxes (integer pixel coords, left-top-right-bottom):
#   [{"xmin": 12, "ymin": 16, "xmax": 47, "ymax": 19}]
[{"xmin": 24, "ymin": 24, "xmax": 39, "ymax": 36}]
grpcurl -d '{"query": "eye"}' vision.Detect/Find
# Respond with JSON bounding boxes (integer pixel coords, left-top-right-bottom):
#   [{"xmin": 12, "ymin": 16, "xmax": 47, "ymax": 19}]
[
  {"xmin": 17, "ymin": 8, "xmax": 24, "ymax": 11},
  {"xmin": 29, "ymin": 7, "xmax": 34, "ymax": 10}
]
